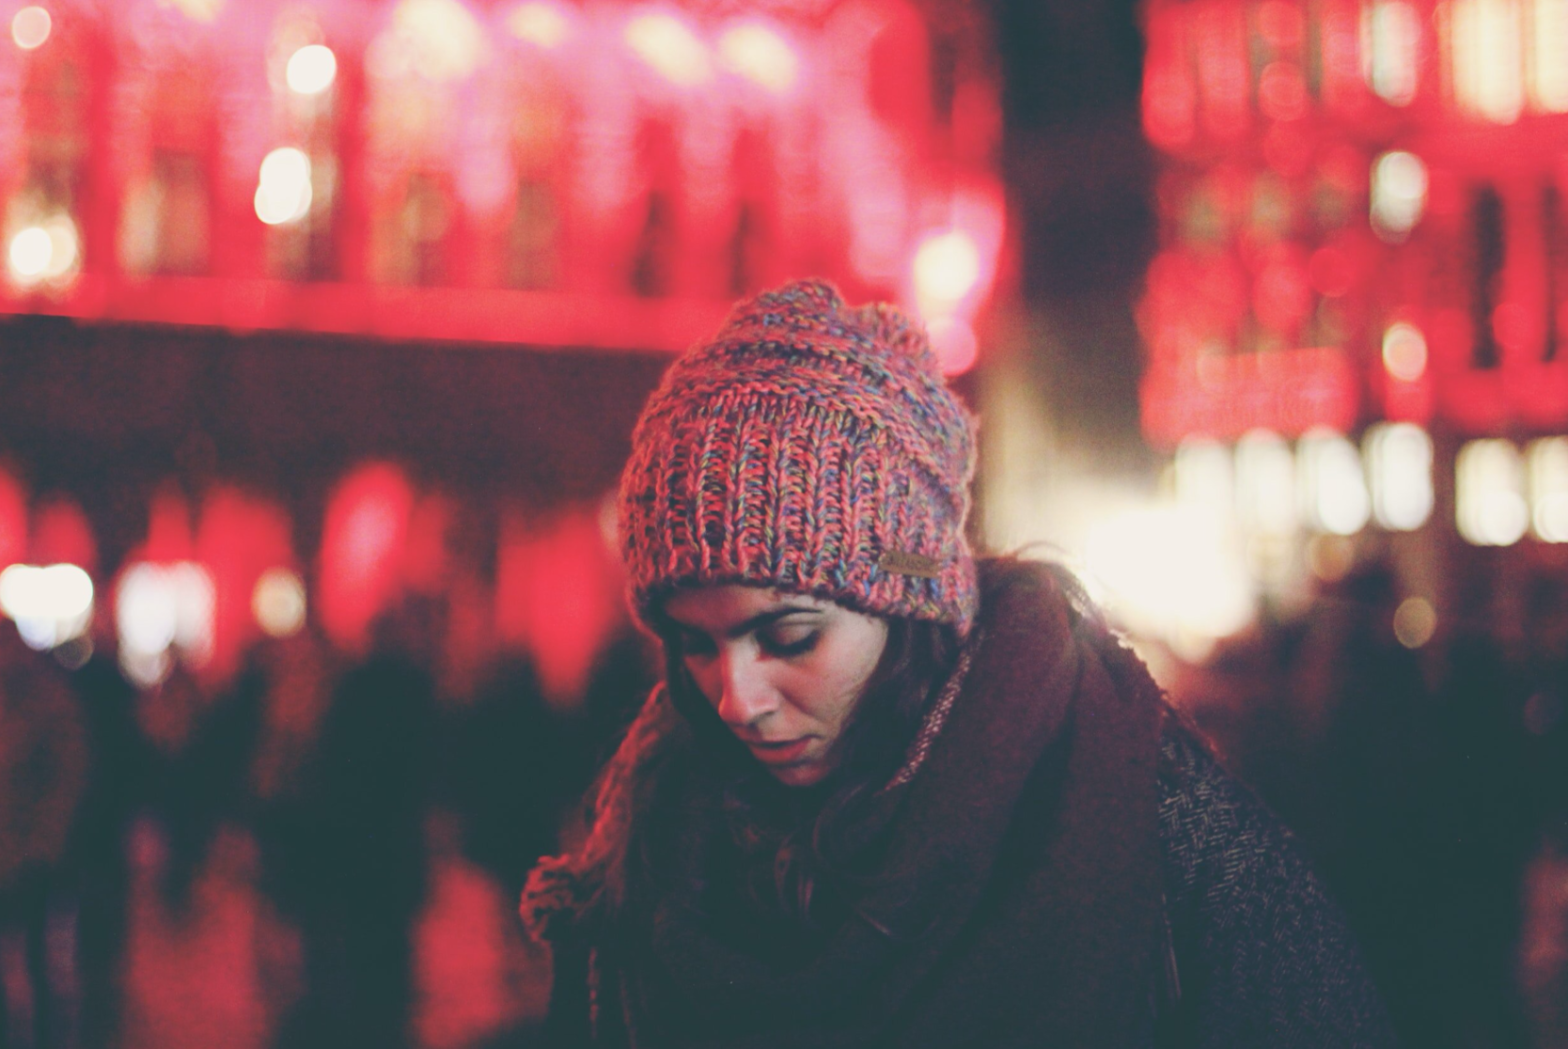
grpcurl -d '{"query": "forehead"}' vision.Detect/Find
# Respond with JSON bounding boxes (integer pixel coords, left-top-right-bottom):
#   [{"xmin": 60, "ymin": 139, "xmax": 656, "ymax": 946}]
[{"xmin": 662, "ymin": 584, "xmax": 830, "ymax": 631}]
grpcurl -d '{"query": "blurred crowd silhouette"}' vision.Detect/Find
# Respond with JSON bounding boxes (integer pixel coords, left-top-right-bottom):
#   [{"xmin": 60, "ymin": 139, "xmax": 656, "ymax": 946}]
[
  {"xmin": 3, "ymin": 557, "xmax": 1568, "ymax": 1048},
  {"xmin": 0, "ymin": 598, "xmax": 657, "ymax": 1049},
  {"xmin": 1175, "ymin": 557, "xmax": 1568, "ymax": 1049}
]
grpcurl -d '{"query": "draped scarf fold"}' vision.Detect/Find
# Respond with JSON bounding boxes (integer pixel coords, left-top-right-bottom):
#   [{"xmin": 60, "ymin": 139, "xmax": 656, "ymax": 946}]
[{"xmin": 524, "ymin": 560, "xmax": 1166, "ymax": 1047}]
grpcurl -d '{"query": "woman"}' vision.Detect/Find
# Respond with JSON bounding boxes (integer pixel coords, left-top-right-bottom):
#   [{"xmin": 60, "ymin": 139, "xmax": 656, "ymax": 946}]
[{"xmin": 521, "ymin": 280, "xmax": 1397, "ymax": 1047}]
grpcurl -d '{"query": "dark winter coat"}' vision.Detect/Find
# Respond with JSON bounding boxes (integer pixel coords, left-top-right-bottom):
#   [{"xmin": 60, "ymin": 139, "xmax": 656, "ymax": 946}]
[
  {"xmin": 525, "ymin": 561, "xmax": 1398, "ymax": 1047},
  {"xmin": 1155, "ymin": 714, "xmax": 1397, "ymax": 1046}
]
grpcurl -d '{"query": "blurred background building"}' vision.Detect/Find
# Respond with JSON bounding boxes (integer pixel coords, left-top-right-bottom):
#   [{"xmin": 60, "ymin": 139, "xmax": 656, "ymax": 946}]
[{"xmin": 0, "ymin": 0, "xmax": 1565, "ymax": 1048}]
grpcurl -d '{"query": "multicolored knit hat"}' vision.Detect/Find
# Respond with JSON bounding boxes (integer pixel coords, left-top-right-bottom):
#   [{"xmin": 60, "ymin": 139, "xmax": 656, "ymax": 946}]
[{"xmin": 618, "ymin": 278, "xmax": 980, "ymax": 636}]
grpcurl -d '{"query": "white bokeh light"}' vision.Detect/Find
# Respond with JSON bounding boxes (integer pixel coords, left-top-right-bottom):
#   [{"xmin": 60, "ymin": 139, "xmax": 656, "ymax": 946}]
[
  {"xmin": 1299, "ymin": 428, "xmax": 1371, "ymax": 536},
  {"xmin": 1381, "ymin": 322, "xmax": 1428, "ymax": 383},
  {"xmin": 1371, "ymin": 151, "xmax": 1428, "ymax": 240},
  {"xmin": 1235, "ymin": 430, "xmax": 1298, "ymax": 535},
  {"xmin": 718, "ymin": 23, "xmax": 798, "ymax": 94},
  {"xmin": 255, "ymin": 147, "xmax": 314, "ymax": 225},
  {"xmin": 507, "ymin": 1, "xmax": 571, "ymax": 48},
  {"xmin": 1457, "ymin": 439, "xmax": 1529, "ymax": 546},
  {"xmin": 1527, "ymin": 437, "xmax": 1568, "ymax": 542},
  {"xmin": 913, "ymin": 231, "xmax": 982, "ymax": 311},
  {"xmin": 1365, "ymin": 423, "xmax": 1434, "ymax": 531},
  {"xmin": 0, "ymin": 563, "xmax": 95, "ymax": 651},
  {"xmin": 625, "ymin": 12, "xmax": 711, "ymax": 86},
  {"xmin": 11, "ymin": 6, "xmax": 51, "ymax": 50},
  {"xmin": 8, "ymin": 226, "xmax": 52, "ymax": 281},
  {"xmin": 286, "ymin": 44, "xmax": 338, "ymax": 95},
  {"xmin": 116, "ymin": 561, "xmax": 216, "ymax": 686},
  {"xmin": 1084, "ymin": 500, "xmax": 1254, "ymax": 660}
]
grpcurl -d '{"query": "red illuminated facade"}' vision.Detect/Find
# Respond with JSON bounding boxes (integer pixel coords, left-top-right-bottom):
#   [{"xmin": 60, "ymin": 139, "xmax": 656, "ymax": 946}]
[
  {"xmin": 0, "ymin": 0, "xmax": 1007, "ymax": 691},
  {"xmin": 1139, "ymin": 0, "xmax": 1568, "ymax": 446},
  {"xmin": 0, "ymin": 0, "xmax": 1004, "ymax": 368}
]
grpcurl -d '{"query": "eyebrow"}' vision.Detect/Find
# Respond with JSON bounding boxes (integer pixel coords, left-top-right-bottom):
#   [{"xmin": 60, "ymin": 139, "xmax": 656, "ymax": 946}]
[{"xmin": 674, "ymin": 604, "xmax": 823, "ymax": 641}]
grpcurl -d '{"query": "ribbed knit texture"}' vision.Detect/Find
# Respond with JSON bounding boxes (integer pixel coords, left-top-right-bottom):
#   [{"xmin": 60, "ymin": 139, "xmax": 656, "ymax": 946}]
[{"xmin": 618, "ymin": 279, "xmax": 979, "ymax": 635}]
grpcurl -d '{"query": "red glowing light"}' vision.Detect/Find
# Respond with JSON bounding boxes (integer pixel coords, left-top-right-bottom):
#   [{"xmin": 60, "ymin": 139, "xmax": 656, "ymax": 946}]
[
  {"xmin": 494, "ymin": 505, "xmax": 622, "ymax": 704},
  {"xmin": 1261, "ymin": 122, "xmax": 1314, "ymax": 175},
  {"xmin": 1195, "ymin": 2, "xmax": 1251, "ymax": 139},
  {"xmin": 1141, "ymin": 346, "xmax": 1359, "ymax": 447},
  {"xmin": 31, "ymin": 497, "xmax": 97, "ymax": 576},
  {"xmin": 144, "ymin": 489, "xmax": 195, "ymax": 564},
  {"xmin": 1253, "ymin": 249, "xmax": 1312, "ymax": 334},
  {"xmin": 404, "ymin": 492, "xmax": 454, "ymax": 595},
  {"xmin": 318, "ymin": 462, "xmax": 414, "ymax": 653},
  {"xmin": 1258, "ymin": 62, "xmax": 1309, "ymax": 122},
  {"xmin": 196, "ymin": 487, "xmax": 296, "ymax": 684},
  {"xmin": 1145, "ymin": 0, "xmax": 1568, "ymax": 445},
  {"xmin": 1428, "ymin": 308, "xmax": 1473, "ymax": 368},
  {"xmin": 1256, "ymin": 0, "xmax": 1305, "ymax": 50},
  {"xmin": 1142, "ymin": 8, "xmax": 1197, "ymax": 150},
  {"xmin": 1308, "ymin": 245, "xmax": 1354, "ymax": 297},
  {"xmin": 1492, "ymin": 301, "xmax": 1539, "ymax": 357},
  {"xmin": 0, "ymin": 0, "xmax": 1005, "ymax": 354},
  {"xmin": 0, "ymin": 469, "xmax": 25, "ymax": 569}
]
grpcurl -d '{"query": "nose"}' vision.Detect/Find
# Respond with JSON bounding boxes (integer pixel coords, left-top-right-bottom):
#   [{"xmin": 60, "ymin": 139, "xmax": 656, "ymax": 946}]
[{"xmin": 714, "ymin": 648, "xmax": 778, "ymax": 728}]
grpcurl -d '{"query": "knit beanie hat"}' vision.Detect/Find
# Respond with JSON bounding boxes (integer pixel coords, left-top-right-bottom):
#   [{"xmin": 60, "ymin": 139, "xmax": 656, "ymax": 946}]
[{"xmin": 618, "ymin": 278, "xmax": 979, "ymax": 636}]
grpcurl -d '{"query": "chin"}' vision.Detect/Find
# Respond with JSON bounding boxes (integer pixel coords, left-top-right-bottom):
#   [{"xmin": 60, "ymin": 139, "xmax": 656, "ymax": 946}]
[{"xmin": 768, "ymin": 762, "xmax": 828, "ymax": 788}]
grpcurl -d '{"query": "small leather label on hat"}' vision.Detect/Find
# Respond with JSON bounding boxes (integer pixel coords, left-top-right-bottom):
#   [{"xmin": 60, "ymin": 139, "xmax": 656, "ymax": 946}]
[{"xmin": 878, "ymin": 549, "xmax": 942, "ymax": 579}]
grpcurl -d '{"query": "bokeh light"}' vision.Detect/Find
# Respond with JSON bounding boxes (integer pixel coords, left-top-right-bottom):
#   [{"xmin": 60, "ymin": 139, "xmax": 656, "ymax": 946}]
[
  {"xmin": 376, "ymin": 0, "xmax": 486, "ymax": 82},
  {"xmin": 8, "ymin": 226, "xmax": 53, "ymax": 281},
  {"xmin": 1235, "ymin": 430, "xmax": 1297, "ymax": 535},
  {"xmin": 1527, "ymin": 437, "xmax": 1568, "ymax": 542},
  {"xmin": 507, "ymin": 1, "xmax": 571, "ymax": 49},
  {"xmin": 1365, "ymin": 423, "xmax": 1435, "ymax": 531},
  {"xmin": 1451, "ymin": 0, "xmax": 1525, "ymax": 123},
  {"xmin": 11, "ymin": 6, "xmax": 51, "ymax": 50},
  {"xmin": 913, "ymin": 230, "xmax": 982, "ymax": 311},
  {"xmin": 718, "ymin": 23, "xmax": 798, "ymax": 94},
  {"xmin": 1084, "ymin": 501, "xmax": 1255, "ymax": 660},
  {"xmin": 1381, "ymin": 322, "xmax": 1428, "ymax": 383},
  {"xmin": 286, "ymin": 44, "xmax": 338, "ymax": 95},
  {"xmin": 5, "ymin": 216, "xmax": 78, "ymax": 285},
  {"xmin": 625, "ymin": 12, "xmax": 711, "ymax": 86},
  {"xmin": 255, "ymin": 147, "xmax": 314, "ymax": 225},
  {"xmin": 253, "ymin": 567, "xmax": 307, "ymax": 638},
  {"xmin": 1457, "ymin": 439, "xmax": 1529, "ymax": 546},
  {"xmin": 116, "ymin": 561, "xmax": 216, "ymax": 687},
  {"xmin": 1532, "ymin": 0, "xmax": 1568, "ymax": 111},
  {"xmin": 0, "ymin": 563, "xmax": 94, "ymax": 651},
  {"xmin": 1392, "ymin": 595, "xmax": 1437, "ymax": 648},
  {"xmin": 164, "ymin": 0, "xmax": 225, "ymax": 23},
  {"xmin": 1298, "ymin": 428, "xmax": 1370, "ymax": 536},
  {"xmin": 1362, "ymin": 0, "xmax": 1419, "ymax": 105},
  {"xmin": 1370, "ymin": 150, "xmax": 1427, "ymax": 240}
]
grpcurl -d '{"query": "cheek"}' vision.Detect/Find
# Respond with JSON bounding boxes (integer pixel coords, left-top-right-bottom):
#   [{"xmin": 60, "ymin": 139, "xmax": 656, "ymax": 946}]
[{"xmin": 789, "ymin": 651, "xmax": 878, "ymax": 724}]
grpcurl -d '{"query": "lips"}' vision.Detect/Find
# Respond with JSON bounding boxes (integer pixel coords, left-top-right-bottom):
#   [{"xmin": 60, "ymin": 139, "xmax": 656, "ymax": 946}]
[{"xmin": 746, "ymin": 737, "xmax": 812, "ymax": 764}]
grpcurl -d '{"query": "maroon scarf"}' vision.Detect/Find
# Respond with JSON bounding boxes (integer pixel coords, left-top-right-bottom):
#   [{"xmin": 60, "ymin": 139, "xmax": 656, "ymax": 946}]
[{"xmin": 528, "ymin": 561, "xmax": 1165, "ymax": 1047}]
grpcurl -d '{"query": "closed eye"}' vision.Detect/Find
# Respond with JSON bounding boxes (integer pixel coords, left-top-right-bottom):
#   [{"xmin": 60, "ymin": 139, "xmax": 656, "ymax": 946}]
[{"xmin": 758, "ymin": 626, "xmax": 820, "ymax": 658}]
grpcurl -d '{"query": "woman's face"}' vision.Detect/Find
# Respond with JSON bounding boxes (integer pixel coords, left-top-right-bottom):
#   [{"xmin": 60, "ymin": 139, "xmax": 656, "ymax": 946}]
[{"xmin": 663, "ymin": 585, "xmax": 889, "ymax": 787}]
